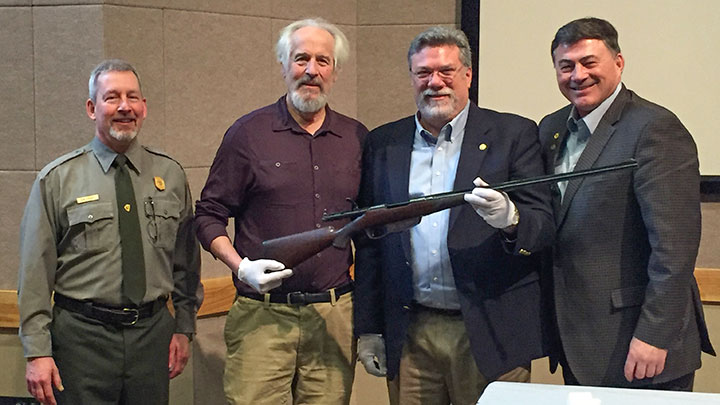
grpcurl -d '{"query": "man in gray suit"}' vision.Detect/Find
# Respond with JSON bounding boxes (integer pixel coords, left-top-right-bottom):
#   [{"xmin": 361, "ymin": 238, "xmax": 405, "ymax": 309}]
[{"xmin": 539, "ymin": 17, "xmax": 714, "ymax": 390}]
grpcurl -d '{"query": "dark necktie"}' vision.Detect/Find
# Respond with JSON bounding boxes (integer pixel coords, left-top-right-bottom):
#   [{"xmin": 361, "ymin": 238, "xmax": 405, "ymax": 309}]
[{"xmin": 113, "ymin": 154, "xmax": 146, "ymax": 305}]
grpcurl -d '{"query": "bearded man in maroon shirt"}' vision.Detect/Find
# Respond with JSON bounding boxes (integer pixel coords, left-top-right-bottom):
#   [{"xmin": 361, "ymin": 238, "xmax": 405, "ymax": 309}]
[{"xmin": 194, "ymin": 18, "xmax": 367, "ymax": 405}]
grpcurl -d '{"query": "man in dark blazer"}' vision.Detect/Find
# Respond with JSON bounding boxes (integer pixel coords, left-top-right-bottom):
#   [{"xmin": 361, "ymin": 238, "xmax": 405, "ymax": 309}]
[
  {"xmin": 353, "ymin": 26, "xmax": 554, "ymax": 405},
  {"xmin": 539, "ymin": 17, "xmax": 714, "ymax": 390}
]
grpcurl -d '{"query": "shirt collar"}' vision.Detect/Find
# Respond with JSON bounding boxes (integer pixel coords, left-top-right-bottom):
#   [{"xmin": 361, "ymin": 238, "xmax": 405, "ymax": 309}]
[
  {"xmin": 414, "ymin": 100, "xmax": 471, "ymax": 145},
  {"xmin": 91, "ymin": 136, "xmax": 143, "ymax": 174},
  {"xmin": 271, "ymin": 95, "xmax": 341, "ymax": 138},
  {"xmin": 568, "ymin": 82, "xmax": 622, "ymax": 135}
]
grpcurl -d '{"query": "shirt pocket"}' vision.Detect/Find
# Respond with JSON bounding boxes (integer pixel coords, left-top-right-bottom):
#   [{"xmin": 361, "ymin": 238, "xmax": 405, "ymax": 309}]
[
  {"xmin": 145, "ymin": 198, "xmax": 181, "ymax": 249},
  {"xmin": 66, "ymin": 202, "xmax": 115, "ymax": 252}
]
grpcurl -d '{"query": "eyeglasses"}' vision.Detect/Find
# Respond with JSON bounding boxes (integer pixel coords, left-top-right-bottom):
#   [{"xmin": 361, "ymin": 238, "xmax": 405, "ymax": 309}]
[
  {"xmin": 411, "ymin": 66, "xmax": 463, "ymax": 83},
  {"xmin": 144, "ymin": 196, "xmax": 158, "ymax": 243}
]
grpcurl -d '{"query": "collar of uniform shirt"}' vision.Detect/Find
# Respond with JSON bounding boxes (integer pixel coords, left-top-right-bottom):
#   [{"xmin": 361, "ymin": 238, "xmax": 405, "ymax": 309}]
[
  {"xmin": 91, "ymin": 136, "xmax": 143, "ymax": 175},
  {"xmin": 414, "ymin": 100, "xmax": 471, "ymax": 145},
  {"xmin": 567, "ymin": 82, "xmax": 623, "ymax": 135}
]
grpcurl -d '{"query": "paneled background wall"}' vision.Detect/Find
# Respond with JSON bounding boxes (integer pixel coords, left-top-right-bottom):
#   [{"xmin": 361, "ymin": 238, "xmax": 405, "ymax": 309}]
[
  {"xmin": 0, "ymin": 1, "xmax": 454, "ymax": 403},
  {"xmin": 1, "ymin": 1, "xmax": 718, "ymax": 404}
]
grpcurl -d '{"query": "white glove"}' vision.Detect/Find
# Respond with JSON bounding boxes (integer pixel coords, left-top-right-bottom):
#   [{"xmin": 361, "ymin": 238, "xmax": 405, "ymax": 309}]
[
  {"xmin": 237, "ymin": 258, "xmax": 293, "ymax": 294},
  {"xmin": 463, "ymin": 177, "xmax": 518, "ymax": 229},
  {"xmin": 357, "ymin": 334, "xmax": 387, "ymax": 377}
]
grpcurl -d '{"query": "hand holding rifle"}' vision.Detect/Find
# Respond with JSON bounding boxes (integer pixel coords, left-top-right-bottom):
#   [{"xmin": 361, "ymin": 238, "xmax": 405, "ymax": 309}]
[{"xmin": 261, "ymin": 160, "xmax": 638, "ymax": 269}]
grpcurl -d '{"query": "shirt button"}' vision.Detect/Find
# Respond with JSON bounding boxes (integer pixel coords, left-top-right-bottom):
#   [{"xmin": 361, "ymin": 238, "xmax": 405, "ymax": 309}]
[
  {"xmin": 435, "ymin": 171, "xmax": 441, "ymax": 176},
  {"xmin": 431, "ymin": 249, "xmax": 437, "ymax": 255},
  {"xmin": 433, "ymin": 277, "xmax": 438, "ymax": 281},
  {"xmin": 313, "ymin": 165, "xmax": 319, "ymax": 170},
  {"xmin": 315, "ymin": 193, "xmax": 320, "ymax": 199},
  {"xmin": 437, "ymin": 147, "xmax": 443, "ymax": 151},
  {"xmin": 432, "ymin": 222, "xmax": 438, "ymax": 227},
  {"xmin": 88, "ymin": 214, "xmax": 94, "ymax": 220},
  {"xmin": 275, "ymin": 162, "xmax": 281, "ymax": 167}
]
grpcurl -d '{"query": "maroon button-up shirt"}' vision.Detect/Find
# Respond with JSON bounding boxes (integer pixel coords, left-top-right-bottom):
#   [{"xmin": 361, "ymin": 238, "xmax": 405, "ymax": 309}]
[{"xmin": 195, "ymin": 97, "xmax": 367, "ymax": 294}]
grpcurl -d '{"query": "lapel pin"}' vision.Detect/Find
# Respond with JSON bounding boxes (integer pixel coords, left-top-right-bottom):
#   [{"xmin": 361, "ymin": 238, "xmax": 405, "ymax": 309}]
[
  {"xmin": 124, "ymin": 204, "xmax": 131, "ymax": 212},
  {"xmin": 553, "ymin": 132, "xmax": 560, "ymax": 139},
  {"xmin": 478, "ymin": 143, "xmax": 487, "ymax": 151}
]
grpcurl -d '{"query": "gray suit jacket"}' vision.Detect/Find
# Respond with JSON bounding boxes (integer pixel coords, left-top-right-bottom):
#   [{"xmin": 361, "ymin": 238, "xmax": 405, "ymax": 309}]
[{"xmin": 539, "ymin": 85, "xmax": 714, "ymax": 386}]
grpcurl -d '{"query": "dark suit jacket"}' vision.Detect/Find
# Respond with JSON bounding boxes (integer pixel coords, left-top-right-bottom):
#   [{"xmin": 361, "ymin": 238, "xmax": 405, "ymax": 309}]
[
  {"xmin": 539, "ymin": 85, "xmax": 715, "ymax": 386},
  {"xmin": 354, "ymin": 103, "xmax": 555, "ymax": 379}
]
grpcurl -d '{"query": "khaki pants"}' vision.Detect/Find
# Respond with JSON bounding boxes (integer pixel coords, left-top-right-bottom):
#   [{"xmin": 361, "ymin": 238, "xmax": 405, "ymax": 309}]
[
  {"xmin": 388, "ymin": 310, "xmax": 530, "ymax": 405},
  {"xmin": 224, "ymin": 292, "xmax": 355, "ymax": 405}
]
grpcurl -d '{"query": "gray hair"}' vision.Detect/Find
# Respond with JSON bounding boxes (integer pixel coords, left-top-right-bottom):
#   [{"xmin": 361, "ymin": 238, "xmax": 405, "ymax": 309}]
[
  {"xmin": 88, "ymin": 59, "xmax": 141, "ymax": 102},
  {"xmin": 275, "ymin": 18, "xmax": 350, "ymax": 70},
  {"xmin": 407, "ymin": 26, "xmax": 472, "ymax": 69}
]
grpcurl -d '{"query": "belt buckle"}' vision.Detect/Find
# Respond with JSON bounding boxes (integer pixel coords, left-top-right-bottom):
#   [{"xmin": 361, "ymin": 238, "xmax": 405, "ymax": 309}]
[
  {"xmin": 121, "ymin": 308, "xmax": 140, "ymax": 326},
  {"xmin": 286, "ymin": 292, "xmax": 306, "ymax": 305}
]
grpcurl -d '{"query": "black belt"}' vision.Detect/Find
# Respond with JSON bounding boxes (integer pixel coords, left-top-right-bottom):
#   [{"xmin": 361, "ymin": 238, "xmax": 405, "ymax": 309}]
[
  {"xmin": 53, "ymin": 293, "xmax": 167, "ymax": 326},
  {"xmin": 411, "ymin": 302, "xmax": 462, "ymax": 317},
  {"xmin": 238, "ymin": 283, "xmax": 353, "ymax": 305}
]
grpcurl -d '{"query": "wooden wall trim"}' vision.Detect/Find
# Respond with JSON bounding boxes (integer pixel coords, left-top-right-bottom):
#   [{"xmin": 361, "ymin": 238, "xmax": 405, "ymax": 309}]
[
  {"xmin": 2, "ymin": 269, "xmax": 720, "ymax": 329},
  {"xmin": 697, "ymin": 268, "xmax": 720, "ymax": 303}
]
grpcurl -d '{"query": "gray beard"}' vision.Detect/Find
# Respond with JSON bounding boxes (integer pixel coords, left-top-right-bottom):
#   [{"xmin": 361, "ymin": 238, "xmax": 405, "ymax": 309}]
[
  {"xmin": 417, "ymin": 102, "xmax": 454, "ymax": 123},
  {"xmin": 289, "ymin": 89, "xmax": 328, "ymax": 114},
  {"xmin": 109, "ymin": 127, "xmax": 138, "ymax": 143}
]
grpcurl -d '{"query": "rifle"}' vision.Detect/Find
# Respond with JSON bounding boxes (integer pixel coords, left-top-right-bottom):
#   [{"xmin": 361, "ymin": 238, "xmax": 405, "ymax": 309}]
[{"xmin": 261, "ymin": 160, "xmax": 638, "ymax": 268}]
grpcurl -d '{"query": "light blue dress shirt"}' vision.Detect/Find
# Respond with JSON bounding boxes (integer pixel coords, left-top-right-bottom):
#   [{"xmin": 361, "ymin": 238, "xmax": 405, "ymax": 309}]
[
  {"xmin": 408, "ymin": 101, "xmax": 470, "ymax": 310},
  {"xmin": 556, "ymin": 83, "xmax": 623, "ymax": 199}
]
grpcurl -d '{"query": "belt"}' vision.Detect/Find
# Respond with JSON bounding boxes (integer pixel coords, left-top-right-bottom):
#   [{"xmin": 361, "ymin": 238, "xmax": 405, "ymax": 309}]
[
  {"xmin": 411, "ymin": 302, "xmax": 462, "ymax": 317},
  {"xmin": 53, "ymin": 293, "xmax": 167, "ymax": 326},
  {"xmin": 238, "ymin": 283, "xmax": 354, "ymax": 305}
]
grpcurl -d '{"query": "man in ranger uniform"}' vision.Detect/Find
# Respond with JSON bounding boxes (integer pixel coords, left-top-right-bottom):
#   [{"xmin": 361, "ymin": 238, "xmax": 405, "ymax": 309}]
[{"xmin": 18, "ymin": 59, "xmax": 202, "ymax": 405}]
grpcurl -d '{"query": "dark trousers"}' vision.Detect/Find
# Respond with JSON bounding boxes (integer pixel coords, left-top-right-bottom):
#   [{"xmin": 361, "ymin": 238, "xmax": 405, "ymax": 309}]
[
  {"xmin": 51, "ymin": 304, "xmax": 174, "ymax": 405},
  {"xmin": 561, "ymin": 361, "xmax": 695, "ymax": 391}
]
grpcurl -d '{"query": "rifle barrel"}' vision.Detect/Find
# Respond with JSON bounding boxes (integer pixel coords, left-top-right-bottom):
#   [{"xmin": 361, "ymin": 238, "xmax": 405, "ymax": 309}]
[{"xmin": 322, "ymin": 159, "xmax": 637, "ymax": 222}]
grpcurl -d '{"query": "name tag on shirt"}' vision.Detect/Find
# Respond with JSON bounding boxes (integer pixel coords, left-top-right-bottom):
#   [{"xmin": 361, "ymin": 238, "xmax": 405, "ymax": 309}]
[{"xmin": 76, "ymin": 194, "xmax": 99, "ymax": 204}]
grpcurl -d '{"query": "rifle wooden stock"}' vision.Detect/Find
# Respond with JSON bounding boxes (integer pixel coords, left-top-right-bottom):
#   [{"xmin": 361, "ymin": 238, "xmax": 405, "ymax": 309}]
[{"xmin": 261, "ymin": 159, "xmax": 637, "ymax": 268}]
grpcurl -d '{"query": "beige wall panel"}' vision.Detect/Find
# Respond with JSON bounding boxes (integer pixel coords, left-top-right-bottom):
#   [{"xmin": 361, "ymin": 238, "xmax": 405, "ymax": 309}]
[
  {"xmin": 1, "ymin": 0, "xmax": 30, "ymax": 5},
  {"xmin": 0, "ymin": 331, "xmax": 27, "ymax": 398},
  {"xmin": 357, "ymin": 0, "xmax": 456, "ymax": 25},
  {"xmin": 33, "ymin": 0, "xmax": 101, "ymax": 4},
  {"xmin": 0, "ymin": 172, "xmax": 37, "ymax": 289},
  {"xmin": 698, "ymin": 203, "xmax": 720, "ymax": 268},
  {"xmin": 33, "ymin": 5, "xmax": 103, "ymax": 167},
  {"xmin": 102, "ymin": 0, "xmax": 271, "ymax": 17},
  {"xmin": 270, "ymin": 0, "xmax": 357, "ymax": 26},
  {"xmin": 696, "ymin": 304, "xmax": 720, "ymax": 393},
  {"xmin": 185, "ymin": 167, "xmax": 231, "ymax": 279},
  {"xmin": 356, "ymin": 25, "xmax": 430, "ymax": 130},
  {"xmin": 330, "ymin": 24, "xmax": 358, "ymax": 118},
  {"xmin": 103, "ymin": 5, "xmax": 165, "ymax": 149},
  {"xmin": 0, "ymin": 7, "xmax": 35, "ymax": 171},
  {"xmin": 192, "ymin": 315, "xmax": 227, "ymax": 404},
  {"xmin": 163, "ymin": 11, "xmax": 276, "ymax": 169}
]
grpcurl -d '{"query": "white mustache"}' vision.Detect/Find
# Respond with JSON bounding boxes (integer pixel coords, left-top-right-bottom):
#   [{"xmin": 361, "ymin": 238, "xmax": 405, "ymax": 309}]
[{"xmin": 423, "ymin": 89, "xmax": 453, "ymax": 97}]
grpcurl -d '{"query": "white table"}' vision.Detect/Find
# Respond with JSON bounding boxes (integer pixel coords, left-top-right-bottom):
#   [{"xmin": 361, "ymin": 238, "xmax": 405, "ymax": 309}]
[{"xmin": 477, "ymin": 381, "xmax": 720, "ymax": 404}]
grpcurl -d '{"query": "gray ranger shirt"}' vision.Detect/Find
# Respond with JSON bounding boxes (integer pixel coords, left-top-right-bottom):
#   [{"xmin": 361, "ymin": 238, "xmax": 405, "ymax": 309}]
[{"xmin": 18, "ymin": 137, "xmax": 202, "ymax": 357}]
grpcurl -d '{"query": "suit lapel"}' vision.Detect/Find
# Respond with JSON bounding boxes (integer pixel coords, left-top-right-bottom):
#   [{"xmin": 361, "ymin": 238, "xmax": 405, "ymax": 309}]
[
  {"xmin": 385, "ymin": 117, "xmax": 415, "ymax": 260},
  {"xmin": 449, "ymin": 104, "xmax": 491, "ymax": 230},
  {"xmin": 557, "ymin": 86, "xmax": 630, "ymax": 227}
]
